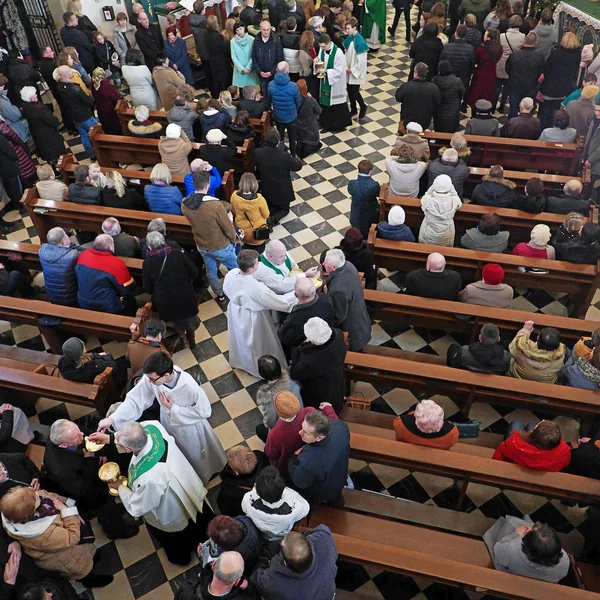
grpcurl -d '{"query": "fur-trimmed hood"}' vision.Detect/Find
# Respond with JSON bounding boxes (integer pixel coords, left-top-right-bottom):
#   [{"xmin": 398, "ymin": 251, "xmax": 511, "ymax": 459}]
[
  {"xmin": 514, "ymin": 333, "xmax": 566, "ymax": 364},
  {"xmin": 481, "ymin": 175, "xmax": 516, "ymax": 189},
  {"xmin": 127, "ymin": 119, "xmax": 163, "ymax": 136},
  {"xmin": 439, "ymin": 145, "xmax": 471, "ymax": 159}
]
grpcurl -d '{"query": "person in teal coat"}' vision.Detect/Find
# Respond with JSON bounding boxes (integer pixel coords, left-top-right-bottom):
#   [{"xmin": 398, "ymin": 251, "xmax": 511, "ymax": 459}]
[
  {"xmin": 165, "ymin": 27, "xmax": 195, "ymax": 86},
  {"xmin": 231, "ymin": 22, "xmax": 260, "ymax": 89}
]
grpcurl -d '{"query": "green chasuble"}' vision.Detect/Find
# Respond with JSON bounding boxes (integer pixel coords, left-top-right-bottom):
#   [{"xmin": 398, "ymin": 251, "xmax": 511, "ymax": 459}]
[
  {"xmin": 361, "ymin": 0, "xmax": 387, "ymax": 45},
  {"xmin": 140, "ymin": 0, "xmax": 159, "ymax": 23},
  {"xmin": 318, "ymin": 44, "xmax": 339, "ymax": 108},
  {"xmin": 128, "ymin": 424, "xmax": 166, "ymax": 486}
]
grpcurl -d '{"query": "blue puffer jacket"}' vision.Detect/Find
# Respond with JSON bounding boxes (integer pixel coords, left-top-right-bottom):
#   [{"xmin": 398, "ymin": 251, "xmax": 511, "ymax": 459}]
[
  {"xmin": 38, "ymin": 243, "xmax": 79, "ymax": 306},
  {"xmin": 268, "ymin": 72, "xmax": 301, "ymax": 124},
  {"xmin": 144, "ymin": 182, "xmax": 183, "ymax": 215},
  {"xmin": 377, "ymin": 221, "xmax": 416, "ymax": 242}
]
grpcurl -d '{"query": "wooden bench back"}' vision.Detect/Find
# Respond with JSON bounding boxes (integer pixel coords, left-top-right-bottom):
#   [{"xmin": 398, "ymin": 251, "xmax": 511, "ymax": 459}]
[
  {"xmin": 421, "ymin": 131, "xmax": 582, "ymax": 175},
  {"xmin": 57, "ymin": 153, "xmax": 234, "ymax": 202},
  {"xmin": 367, "ymin": 224, "xmax": 600, "ymax": 318}
]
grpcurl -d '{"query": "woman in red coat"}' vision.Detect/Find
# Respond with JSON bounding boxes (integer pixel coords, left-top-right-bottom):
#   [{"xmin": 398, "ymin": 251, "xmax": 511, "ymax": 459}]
[
  {"xmin": 492, "ymin": 420, "xmax": 571, "ymax": 471},
  {"xmin": 466, "ymin": 28, "xmax": 503, "ymax": 109},
  {"xmin": 91, "ymin": 67, "xmax": 122, "ymax": 135}
]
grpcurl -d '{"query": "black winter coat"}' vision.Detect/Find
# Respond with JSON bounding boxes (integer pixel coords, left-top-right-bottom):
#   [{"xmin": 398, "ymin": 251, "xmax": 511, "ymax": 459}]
[
  {"xmin": 540, "ymin": 46, "xmax": 581, "ymax": 99},
  {"xmin": 252, "ymin": 33, "xmax": 284, "ymax": 75},
  {"xmin": 205, "ymin": 29, "xmax": 232, "ymax": 83},
  {"xmin": 513, "ymin": 193, "xmax": 545, "ymax": 213},
  {"xmin": 0, "ymin": 453, "xmax": 40, "ymax": 499},
  {"xmin": 552, "ymin": 225, "xmax": 580, "ymax": 260},
  {"xmin": 561, "ymin": 239, "xmax": 600, "ymax": 265},
  {"xmin": 505, "ymin": 47, "xmax": 545, "ymax": 95},
  {"xmin": 339, "ymin": 239, "xmax": 377, "ymax": 290},
  {"xmin": 471, "ymin": 176, "xmax": 516, "ymax": 208},
  {"xmin": 197, "ymin": 140, "xmax": 237, "ymax": 176},
  {"xmin": 38, "ymin": 57, "xmax": 60, "ymax": 99},
  {"xmin": 102, "ymin": 186, "xmax": 146, "ymax": 211},
  {"xmin": 395, "ymin": 79, "xmax": 441, "ymax": 129},
  {"xmin": 290, "ymin": 328, "xmax": 347, "ymax": 413},
  {"xmin": 143, "ymin": 248, "xmax": 199, "ymax": 321},
  {"xmin": 0, "ymin": 411, "xmax": 26, "ymax": 454},
  {"xmin": 58, "ymin": 353, "xmax": 117, "ymax": 384},
  {"xmin": 135, "ymin": 24, "xmax": 164, "ymax": 70},
  {"xmin": 440, "ymin": 39, "xmax": 475, "ymax": 87},
  {"xmin": 21, "ymin": 101, "xmax": 66, "ymax": 163},
  {"xmin": 7, "ymin": 58, "xmax": 40, "ymax": 105},
  {"xmin": 189, "ymin": 13, "xmax": 209, "ymax": 61},
  {"xmin": 60, "ymin": 25, "xmax": 96, "ymax": 75},
  {"xmin": 409, "ymin": 33, "xmax": 443, "ymax": 80},
  {"xmin": 238, "ymin": 98, "xmax": 269, "ymax": 119},
  {"xmin": 448, "ymin": 341, "xmax": 511, "ymax": 374},
  {"xmin": 68, "ymin": 182, "xmax": 102, "ymax": 205},
  {"xmin": 546, "ymin": 194, "xmax": 591, "ymax": 215},
  {"xmin": 56, "ymin": 80, "xmax": 95, "ymax": 123},
  {"xmin": 0, "ymin": 134, "xmax": 18, "ymax": 177},
  {"xmin": 254, "ymin": 146, "xmax": 302, "ymax": 208},
  {"xmin": 432, "ymin": 73, "xmax": 465, "ymax": 133}
]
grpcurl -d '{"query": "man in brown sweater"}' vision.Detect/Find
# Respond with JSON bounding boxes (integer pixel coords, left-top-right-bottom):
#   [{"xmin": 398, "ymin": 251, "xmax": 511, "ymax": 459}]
[
  {"xmin": 127, "ymin": 317, "xmax": 170, "ymax": 374},
  {"xmin": 158, "ymin": 123, "xmax": 196, "ymax": 175},
  {"xmin": 182, "ymin": 171, "xmax": 238, "ymax": 303}
]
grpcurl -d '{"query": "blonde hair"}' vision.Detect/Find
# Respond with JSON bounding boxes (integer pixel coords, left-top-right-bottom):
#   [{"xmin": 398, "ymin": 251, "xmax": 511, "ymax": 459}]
[
  {"xmin": 67, "ymin": 0, "xmax": 84, "ymax": 16},
  {"xmin": 238, "ymin": 172, "xmax": 259, "ymax": 195},
  {"xmin": 0, "ymin": 487, "xmax": 37, "ymax": 523},
  {"xmin": 92, "ymin": 67, "xmax": 107, "ymax": 91},
  {"xmin": 37, "ymin": 164, "xmax": 55, "ymax": 181},
  {"xmin": 166, "ymin": 13, "xmax": 177, "ymax": 26},
  {"xmin": 104, "ymin": 171, "xmax": 126, "ymax": 197},
  {"xmin": 227, "ymin": 445, "xmax": 258, "ymax": 474},
  {"xmin": 560, "ymin": 32, "xmax": 579, "ymax": 50},
  {"xmin": 222, "ymin": 18, "xmax": 236, "ymax": 42},
  {"xmin": 450, "ymin": 133, "xmax": 467, "ymax": 152},
  {"xmin": 219, "ymin": 90, "xmax": 233, "ymax": 107},
  {"xmin": 63, "ymin": 47, "xmax": 81, "ymax": 64},
  {"xmin": 151, "ymin": 163, "xmax": 173, "ymax": 184}
]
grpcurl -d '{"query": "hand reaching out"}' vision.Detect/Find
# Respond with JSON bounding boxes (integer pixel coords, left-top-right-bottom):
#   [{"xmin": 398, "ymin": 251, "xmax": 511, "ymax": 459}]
[{"xmin": 159, "ymin": 391, "xmax": 174, "ymax": 409}]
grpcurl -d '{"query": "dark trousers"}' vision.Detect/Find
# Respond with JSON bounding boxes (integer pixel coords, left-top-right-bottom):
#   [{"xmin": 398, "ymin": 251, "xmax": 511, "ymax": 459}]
[
  {"xmin": 258, "ymin": 75, "xmax": 273, "ymax": 98},
  {"xmin": 120, "ymin": 294, "xmax": 138, "ymax": 317},
  {"xmin": 347, "ymin": 84, "xmax": 366, "ymax": 114},
  {"xmin": 276, "ymin": 119, "xmax": 298, "ymax": 157},
  {"xmin": 256, "ymin": 422, "xmax": 269, "ymax": 442},
  {"xmin": 390, "ymin": 3, "xmax": 411, "ymax": 38},
  {"xmin": 492, "ymin": 77, "xmax": 508, "ymax": 112},
  {"xmin": 4, "ymin": 270, "xmax": 34, "ymax": 298},
  {"xmin": 539, "ymin": 98, "xmax": 562, "ymax": 129},
  {"xmin": 1, "ymin": 175, "xmax": 23, "ymax": 209}
]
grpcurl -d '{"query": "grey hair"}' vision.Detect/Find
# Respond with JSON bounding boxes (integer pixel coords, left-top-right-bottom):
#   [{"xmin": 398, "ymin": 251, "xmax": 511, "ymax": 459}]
[
  {"xmin": 146, "ymin": 231, "xmax": 165, "ymax": 249},
  {"xmin": 325, "ymin": 248, "xmax": 345, "ymax": 269},
  {"xmin": 94, "ymin": 234, "xmax": 114, "ymax": 251},
  {"xmin": 102, "ymin": 217, "xmax": 121, "ymax": 236},
  {"xmin": 117, "ymin": 421, "xmax": 148, "ymax": 451},
  {"xmin": 564, "ymin": 179, "xmax": 583, "ymax": 197},
  {"xmin": 308, "ymin": 15, "xmax": 323, "ymax": 27},
  {"xmin": 214, "ymin": 553, "xmax": 244, "ymax": 585},
  {"xmin": 49, "ymin": 419, "xmax": 75, "ymax": 445},
  {"xmin": 47, "ymin": 227, "xmax": 67, "ymax": 245},
  {"xmin": 442, "ymin": 148, "xmax": 458, "ymax": 162},
  {"xmin": 20, "ymin": 86, "xmax": 37, "ymax": 103},
  {"xmin": 147, "ymin": 218, "xmax": 167, "ymax": 234},
  {"xmin": 135, "ymin": 105, "xmax": 150, "ymax": 121}
]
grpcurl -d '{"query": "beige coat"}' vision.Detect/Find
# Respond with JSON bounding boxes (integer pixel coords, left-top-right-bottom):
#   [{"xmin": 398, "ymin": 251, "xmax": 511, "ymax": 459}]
[
  {"xmin": 458, "ymin": 280, "xmax": 514, "ymax": 308},
  {"xmin": 394, "ymin": 133, "xmax": 430, "ymax": 161},
  {"xmin": 35, "ymin": 180, "xmax": 68, "ymax": 201},
  {"xmin": 152, "ymin": 66, "xmax": 187, "ymax": 111},
  {"xmin": 158, "ymin": 130, "xmax": 193, "ymax": 175},
  {"xmin": 508, "ymin": 327, "xmax": 566, "ymax": 383}
]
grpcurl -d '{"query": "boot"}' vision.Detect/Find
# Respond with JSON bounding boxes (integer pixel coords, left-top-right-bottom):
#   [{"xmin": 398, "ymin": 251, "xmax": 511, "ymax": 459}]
[
  {"xmin": 186, "ymin": 328, "xmax": 197, "ymax": 349},
  {"xmin": 78, "ymin": 574, "xmax": 114, "ymax": 588}
]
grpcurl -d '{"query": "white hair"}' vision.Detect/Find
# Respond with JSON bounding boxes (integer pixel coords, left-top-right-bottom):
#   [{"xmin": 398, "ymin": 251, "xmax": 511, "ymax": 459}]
[
  {"xmin": 146, "ymin": 231, "xmax": 165, "ymax": 249},
  {"xmin": 102, "ymin": 217, "xmax": 121, "ymax": 236},
  {"xmin": 520, "ymin": 97, "xmax": 534, "ymax": 111},
  {"xmin": 442, "ymin": 148, "xmax": 458, "ymax": 162},
  {"xmin": 135, "ymin": 105, "xmax": 150, "ymax": 122},
  {"xmin": 47, "ymin": 227, "xmax": 67, "ymax": 245},
  {"xmin": 49, "ymin": 419, "xmax": 75, "ymax": 445},
  {"xmin": 117, "ymin": 421, "xmax": 147, "ymax": 451},
  {"xmin": 20, "ymin": 86, "xmax": 37, "ymax": 103},
  {"xmin": 414, "ymin": 399, "xmax": 445, "ymax": 433},
  {"xmin": 325, "ymin": 248, "xmax": 345, "ymax": 269},
  {"xmin": 147, "ymin": 217, "xmax": 167, "ymax": 234}
]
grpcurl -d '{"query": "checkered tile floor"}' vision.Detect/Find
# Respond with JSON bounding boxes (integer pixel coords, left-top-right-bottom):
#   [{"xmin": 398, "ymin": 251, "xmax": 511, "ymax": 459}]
[{"xmin": 3, "ymin": 7, "xmax": 598, "ymax": 599}]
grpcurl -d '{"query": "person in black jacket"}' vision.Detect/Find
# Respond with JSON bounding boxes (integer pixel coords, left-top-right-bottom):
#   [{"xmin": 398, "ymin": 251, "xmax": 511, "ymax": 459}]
[
  {"xmin": 561, "ymin": 222, "xmax": 600, "ymax": 265},
  {"xmin": 143, "ymin": 231, "xmax": 200, "ymax": 348},
  {"xmin": 198, "ymin": 129, "xmax": 238, "ymax": 176},
  {"xmin": 447, "ymin": 323, "xmax": 511, "ymax": 374},
  {"xmin": 135, "ymin": 11, "xmax": 164, "ymax": 71},
  {"xmin": 513, "ymin": 177, "xmax": 546, "ymax": 213},
  {"xmin": 404, "ymin": 252, "xmax": 462, "ymax": 300},
  {"xmin": 388, "ymin": 0, "xmax": 412, "ymax": 42},
  {"xmin": 238, "ymin": 85, "xmax": 269, "ymax": 119},
  {"xmin": 252, "ymin": 21, "xmax": 284, "ymax": 97},
  {"xmin": 60, "ymin": 12, "xmax": 96, "ymax": 76},
  {"xmin": 440, "ymin": 25, "xmax": 475, "ymax": 92},
  {"xmin": 471, "ymin": 165, "xmax": 516, "ymax": 208},
  {"xmin": 6, "ymin": 51, "xmax": 40, "ymax": 108},
  {"xmin": 0, "ymin": 135, "xmax": 22, "ymax": 233},
  {"xmin": 68, "ymin": 164, "xmax": 102, "ymax": 205},
  {"xmin": 189, "ymin": 1, "xmax": 212, "ymax": 95},
  {"xmin": 290, "ymin": 318, "xmax": 347, "ymax": 413},
  {"xmin": 102, "ymin": 170, "xmax": 146, "ymax": 210},
  {"xmin": 56, "ymin": 66, "xmax": 97, "ymax": 159},
  {"xmin": 0, "ymin": 407, "xmax": 28, "ymax": 455},
  {"xmin": 217, "ymin": 446, "xmax": 270, "ymax": 517},
  {"xmin": 432, "ymin": 60, "xmax": 465, "ymax": 132},
  {"xmin": 395, "ymin": 62, "xmax": 441, "ymax": 129},
  {"xmin": 58, "ymin": 337, "xmax": 121, "ymax": 385},
  {"xmin": 0, "ymin": 453, "xmax": 41, "ymax": 499},
  {"xmin": 44, "ymin": 418, "xmax": 139, "ymax": 539},
  {"xmin": 409, "ymin": 22, "xmax": 443, "ymax": 80},
  {"xmin": 546, "ymin": 179, "xmax": 590, "ymax": 215},
  {"xmin": 337, "ymin": 228, "xmax": 377, "ymax": 290},
  {"xmin": 205, "ymin": 15, "xmax": 233, "ymax": 98}
]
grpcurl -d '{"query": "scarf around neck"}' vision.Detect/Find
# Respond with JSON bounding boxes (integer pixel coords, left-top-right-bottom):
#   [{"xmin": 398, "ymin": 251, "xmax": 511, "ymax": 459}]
[
  {"xmin": 260, "ymin": 253, "xmax": 292, "ymax": 276},
  {"xmin": 343, "ymin": 32, "xmax": 368, "ymax": 55}
]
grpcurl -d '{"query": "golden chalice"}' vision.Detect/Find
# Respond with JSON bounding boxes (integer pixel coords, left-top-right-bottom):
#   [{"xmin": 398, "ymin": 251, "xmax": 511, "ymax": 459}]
[
  {"xmin": 98, "ymin": 462, "xmax": 127, "ymax": 496},
  {"xmin": 315, "ymin": 61, "xmax": 325, "ymax": 79}
]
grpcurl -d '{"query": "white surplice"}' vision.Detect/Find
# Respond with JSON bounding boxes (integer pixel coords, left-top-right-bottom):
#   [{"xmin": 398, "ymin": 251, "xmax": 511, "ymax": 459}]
[
  {"xmin": 110, "ymin": 367, "xmax": 226, "ymax": 485},
  {"xmin": 315, "ymin": 45, "xmax": 348, "ymax": 106},
  {"xmin": 254, "ymin": 252, "xmax": 301, "ymax": 294},
  {"xmin": 223, "ymin": 269, "xmax": 294, "ymax": 377},
  {"xmin": 118, "ymin": 421, "xmax": 207, "ymax": 532}
]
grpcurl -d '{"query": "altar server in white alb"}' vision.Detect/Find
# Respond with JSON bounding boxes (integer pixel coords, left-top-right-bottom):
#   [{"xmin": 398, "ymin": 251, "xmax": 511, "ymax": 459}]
[
  {"xmin": 223, "ymin": 249, "xmax": 295, "ymax": 377},
  {"xmin": 91, "ymin": 420, "xmax": 213, "ymax": 565},
  {"xmin": 97, "ymin": 352, "xmax": 226, "ymax": 485},
  {"xmin": 315, "ymin": 33, "xmax": 352, "ymax": 133},
  {"xmin": 255, "ymin": 239, "xmax": 319, "ymax": 294},
  {"xmin": 344, "ymin": 18, "xmax": 368, "ymax": 120}
]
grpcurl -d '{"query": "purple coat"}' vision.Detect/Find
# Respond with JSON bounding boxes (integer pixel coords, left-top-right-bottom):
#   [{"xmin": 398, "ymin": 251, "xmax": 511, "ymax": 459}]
[{"xmin": 92, "ymin": 79, "xmax": 122, "ymax": 135}]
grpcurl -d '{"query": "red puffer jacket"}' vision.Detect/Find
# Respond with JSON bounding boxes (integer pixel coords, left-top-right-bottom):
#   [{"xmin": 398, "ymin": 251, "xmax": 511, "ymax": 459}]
[{"xmin": 492, "ymin": 431, "xmax": 571, "ymax": 471}]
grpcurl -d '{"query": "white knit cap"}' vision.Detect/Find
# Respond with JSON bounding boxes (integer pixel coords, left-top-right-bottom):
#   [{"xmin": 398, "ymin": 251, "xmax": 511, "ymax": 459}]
[
  {"xmin": 530, "ymin": 223, "xmax": 551, "ymax": 245},
  {"xmin": 165, "ymin": 123, "xmax": 181, "ymax": 138},
  {"xmin": 432, "ymin": 174, "xmax": 452, "ymax": 193},
  {"xmin": 388, "ymin": 206, "xmax": 406, "ymax": 226},
  {"xmin": 406, "ymin": 122, "xmax": 423, "ymax": 133},
  {"xmin": 304, "ymin": 317, "xmax": 332, "ymax": 346},
  {"xmin": 206, "ymin": 129, "xmax": 227, "ymax": 143}
]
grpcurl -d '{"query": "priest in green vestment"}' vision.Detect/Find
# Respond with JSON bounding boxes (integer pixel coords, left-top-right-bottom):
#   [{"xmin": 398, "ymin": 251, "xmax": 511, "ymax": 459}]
[{"xmin": 361, "ymin": 0, "xmax": 387, "ymax": 50}]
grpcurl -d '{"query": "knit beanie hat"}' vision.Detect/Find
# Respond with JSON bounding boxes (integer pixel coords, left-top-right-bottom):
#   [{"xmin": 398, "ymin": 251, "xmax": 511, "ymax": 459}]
[
  {"xmin": 62, "ymin": 337, "xmax": 85, "ymax": 361},
  {"xmin": 388, "ymin": 206, "xmax": 406, "ymax": 226},
  {"xmin": 304, "ymin": 317, "xmax": 333, "ymax": 345},
  {"xmin": 432, "ymin": 174, "xmax": 452, "ymax": 193},
  {"xmin": 482, "ymin": 263, "xmax": 505, "ymax": 285},
  {"xmin": 582, "ymin": 85, "xmax": 600, "ymax": 100},
  {"xmin": 274, "ymin": 391, "xmax": 301, "ymax": 419},
  {"xmin": 166, "ymin": 123, "xmax": 181, "ymax": 138},
  {"xmin": 530, "ymin": 223, "xmax": 551, "ymax": 245},
  {"xmin": 582, "ymin": 44, "xmax": 594, "ymax": 64}
]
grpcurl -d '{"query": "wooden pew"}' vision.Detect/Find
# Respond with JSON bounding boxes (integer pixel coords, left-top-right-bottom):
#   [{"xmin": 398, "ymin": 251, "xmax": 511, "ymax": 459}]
[
  {"xmin": 377, "ymin": 184, "xmax": 593, "ymax": 246},
  {"xmin": 0, "ymin": 294, "xmax": 151, "ymax": 355},
  {"xmin": 367, "ymin": 225, "xmax": 600, "ymax": 318},
  {"xmin": 344, "ymin": 350, "xmax": 600, "ymax": 420},
  {"xmin": 89, "ymin": 124, "xmax": 254, "ymax": 173},
  {"xmin": 421, "ymin": 131, "xmax": 582, "ymax": 175},
  {"xmin": 22, "ymin": 187, "xmax": 197, "ymax": 247},
  {"xmin": 303, "ymin": 507, "xmax": 599, "ymax": 600},
  {"xmin": 57, "ymin": 153, "xmax": 234, "ymax": 202},
  {"xmin": 363, "ymin": 288, "xmax": 600, "ymax": 345},
  {"xmin": 115, "ymin": 99, "xmax": 271, "ymax": 140}
]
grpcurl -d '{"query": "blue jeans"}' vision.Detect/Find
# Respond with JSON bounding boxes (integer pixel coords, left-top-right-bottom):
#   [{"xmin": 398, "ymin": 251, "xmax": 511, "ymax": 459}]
[
  {"xmin": 75, "ymin": 116, "xmax": 98, "ymax": 159},
  {"xmin": 198, "ymin": 244, "xmax": 238, "ymax": 295}
]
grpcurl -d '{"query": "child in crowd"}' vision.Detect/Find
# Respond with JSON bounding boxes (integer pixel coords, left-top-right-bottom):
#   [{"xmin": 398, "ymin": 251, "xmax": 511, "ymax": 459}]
[
  {"xmin": 348, "ymin": 159, "xmax": 380, "ymax": 239},
  {"xmin": 91, "ymin": 31, "xmax": 121, "ymax": 86},
  {"xmin": 219, "ymin": 90, "xmax": 237, "ymax": 118}
]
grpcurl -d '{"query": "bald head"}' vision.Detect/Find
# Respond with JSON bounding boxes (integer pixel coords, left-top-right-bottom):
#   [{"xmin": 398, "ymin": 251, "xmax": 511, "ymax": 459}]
[
  {"xmin": 564, "ymin": 179, "xmax": 583, "ymax": 198},
  {"xmin": 93, "ymin": 234, "xmax": 115, "ymax": 252},
  {"xmin": 277, "ymin": 61, "xmax": 290, "ymax": 74},
  {"xmin": 57, "ymin": 65, "xmax": 73, "ymax": 81},
  {"xmin": 295, "ymin": 277, "xmax": 316, "ymax": 303},
  {"xmin": 138, "ymin": 11, "xmax": 149, "ymax": 27},
  {"xmin": 213, "ymin": 551, "xmax": 244, "ymax": 587},
  {"xmin": 265, "ymin": 240, "xmax": 287, "ymax": 265},
  {"xmin": 282, "ymin": 531, "xmax": 313, "ymax": 573},
  {"xmin": 426, "ymin": 252, "xmax": 446, "ymax": 272}
]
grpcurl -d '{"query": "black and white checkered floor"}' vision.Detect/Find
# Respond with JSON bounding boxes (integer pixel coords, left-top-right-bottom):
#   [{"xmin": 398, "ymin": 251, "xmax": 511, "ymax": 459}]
[{"xmin": 3, "ymin": 7, "xmax": 599, "ymax": 599}]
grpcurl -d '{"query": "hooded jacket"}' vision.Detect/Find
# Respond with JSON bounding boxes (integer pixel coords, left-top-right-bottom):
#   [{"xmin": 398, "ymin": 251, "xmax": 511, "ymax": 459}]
[
  {"xmin": 385, "ymin": 158, "xmax": 427, "ymax": 198},
  {"xmin": 532, "ymin": 23, "xmax": 557, "ymax": 60},
  {"xmin": 167, "ymin": 105, "xmax": 198, "ymax": 141},
  {"xmin": 198, "ymin": 110, "xmax": 231, "ymax": 142},
  {"xmin": 427, "ymin": 158, "xmax": 469, "ymax": 198},
  {"xmin": 268, "ymin": 72, "xmax": 302, "ymax": 124},
  {"xmin": 561, "ymin": 356, "xmax": 600, "ymax": 390},
  {"xmin": 454, "ymin": 341, "xmax": 511, "ymax": 374},
  {"xmin": 471, "ymin": 175, "xmax": 516, "ymax": 208},
  {"xmin": 508, "ymin": 327, "xmax": 566, "ymax": 383},
  {"xmin": 461, "ymin": 227, "xmax": 509, "ymax": 252},
  {"xmin": 458, "ymin": 280, "xmax": 514, "ymax": 308},
  {"xmin": 377, "ymin": 221, "xmax": 415, "ymax": 241},
  {"xmin": 419, "ymin": 187, "xmax": 462, "ymax": 246},
  {"xmin": 492, "ymin": 430, "xmax": 571, "ymax": 471},
  {"xmin": 56, "ymin": 80, "xmax": 94, "ymax": 124},
  {"xmin": 38, "ymin": 243, "xmax": 79, "ymax": 306},
  {"xmin": 182, "ymin": 193, "xmax": 236, "ymax": 251}
]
